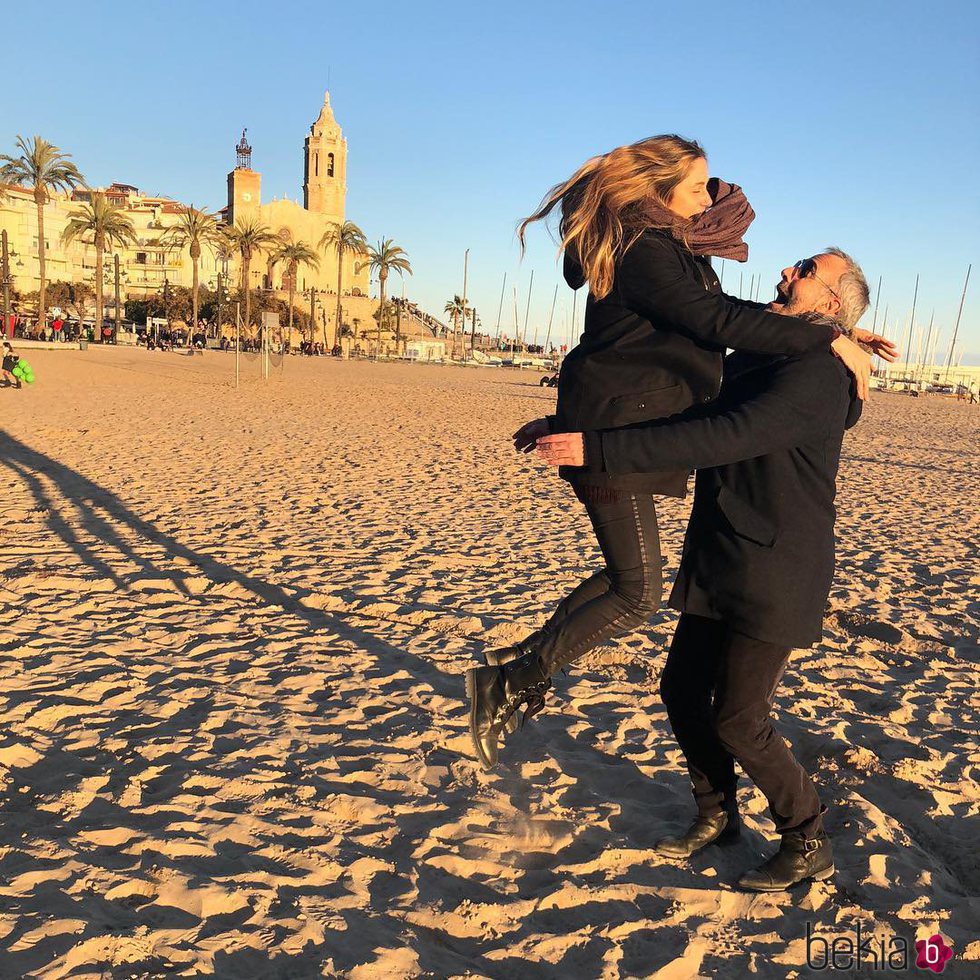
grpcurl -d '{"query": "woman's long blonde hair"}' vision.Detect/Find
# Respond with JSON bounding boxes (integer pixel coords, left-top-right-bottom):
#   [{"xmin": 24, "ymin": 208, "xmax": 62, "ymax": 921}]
[{"xmin": 518, "ymin": 135, "xmax": 705, "ymax": 300}]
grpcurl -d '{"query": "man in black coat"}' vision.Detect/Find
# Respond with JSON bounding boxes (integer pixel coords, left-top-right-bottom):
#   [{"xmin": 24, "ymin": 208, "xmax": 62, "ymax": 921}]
[{"xmin": 536, "ymin": 248, "xmax": 870, "ymax": 891}]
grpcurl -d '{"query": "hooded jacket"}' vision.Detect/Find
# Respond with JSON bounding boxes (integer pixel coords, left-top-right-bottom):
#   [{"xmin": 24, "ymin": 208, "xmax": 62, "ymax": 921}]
[{"xmin": 557, "ymin": 229, "xmax": 837, "ymax": 495}]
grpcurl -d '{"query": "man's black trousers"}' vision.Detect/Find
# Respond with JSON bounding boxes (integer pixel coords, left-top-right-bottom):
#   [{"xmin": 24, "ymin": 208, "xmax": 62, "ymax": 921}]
[{"xmin": 660, "ymin": 612, "xmax": 823, "ymax": 837}]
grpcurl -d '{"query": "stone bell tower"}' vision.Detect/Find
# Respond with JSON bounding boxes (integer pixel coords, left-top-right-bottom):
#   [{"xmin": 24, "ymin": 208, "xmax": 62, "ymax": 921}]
[
  {"xmin": 227, "ymin": 128, "xmax": 260, "ymax": 225},
  {"xmin": 303, "ymin": 91, "xmax": 347, "ymax": 220}
]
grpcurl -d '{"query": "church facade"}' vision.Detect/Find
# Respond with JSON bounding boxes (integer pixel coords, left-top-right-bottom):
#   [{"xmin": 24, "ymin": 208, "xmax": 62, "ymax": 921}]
[
  {"xmin": 0, "ymin": 92, "xmax": 375, "ymax": 335},
  {"xmin": 223, "ymin": 92, "xmax": 371, "ymax": 302}
]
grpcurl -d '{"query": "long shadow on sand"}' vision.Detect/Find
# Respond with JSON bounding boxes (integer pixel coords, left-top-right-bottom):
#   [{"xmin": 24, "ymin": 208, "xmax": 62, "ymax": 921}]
[{"xmin": 0, "ymin": 429, "xmax": 458, "ymax": 700}]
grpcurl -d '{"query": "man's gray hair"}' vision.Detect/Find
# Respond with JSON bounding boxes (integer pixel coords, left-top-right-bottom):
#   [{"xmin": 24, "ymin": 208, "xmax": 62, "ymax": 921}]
[{"xmin": 824, "ymin": 246, "xmax": 870, "ymax": 333}]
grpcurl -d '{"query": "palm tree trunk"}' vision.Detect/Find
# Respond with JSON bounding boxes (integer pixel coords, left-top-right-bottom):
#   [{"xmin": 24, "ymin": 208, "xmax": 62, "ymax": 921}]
[
  {"xmin": 288, "ymin": 280, "xmax": 295, "ymax": 349},
  {"xmin": 335, "ymin": 245, "xmax": 343, "ymax": 348},
  {"xmin": 35, "ymin": 192, "xmax": 46, "ymax": 334},
  {"xmin": 191, "ymin": 252, "xmax": 200, "ymax": 339},
  {"xmin": 378, "ymin": 274, "xmax": 386, "ymax": 358},
  {"xmin": 242, "ymin": 256, "xmax": 251, "ymax": 336},
  {"xmin": 95, "ymin": 245, "xmax": 104, "ymax": 343}
]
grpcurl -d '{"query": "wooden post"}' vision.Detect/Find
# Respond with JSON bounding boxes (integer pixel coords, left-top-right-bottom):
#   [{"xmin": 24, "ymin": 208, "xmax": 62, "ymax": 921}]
[{"xmin": 235, "ymin": 302, "xmax": 240, "ymax": 388}]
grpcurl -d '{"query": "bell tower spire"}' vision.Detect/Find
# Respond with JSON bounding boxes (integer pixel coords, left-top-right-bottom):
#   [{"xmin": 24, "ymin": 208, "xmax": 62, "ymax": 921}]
[
  {"xmin": 226, "ymin": 126, "xmax": 260, "ymax": 225},
  {"xmin": 303, "ymin": 90, "xmax": 347, "ymax": 219}
]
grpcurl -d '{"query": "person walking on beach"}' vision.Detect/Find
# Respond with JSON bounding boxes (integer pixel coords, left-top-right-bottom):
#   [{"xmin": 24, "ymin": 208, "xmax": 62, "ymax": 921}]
[
  {"xmin": 465, "ymin": 135, "xmax": 896, "ymax": 770},
  {"xmin": 533, "ymin": 249, "xmax": 870, "ymax": 890}
]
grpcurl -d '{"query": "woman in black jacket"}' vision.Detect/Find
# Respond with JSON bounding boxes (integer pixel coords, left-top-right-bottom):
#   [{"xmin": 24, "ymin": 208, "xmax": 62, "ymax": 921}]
[{"xmin": 466, "ymin": 135, "xmax": 893, "ymax": 771}]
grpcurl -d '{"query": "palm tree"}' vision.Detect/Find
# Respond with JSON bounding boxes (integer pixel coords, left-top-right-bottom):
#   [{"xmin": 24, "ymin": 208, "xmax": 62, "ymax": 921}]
[
  {"xmin": 161, "ymin": 205, "xmax": 221, "ymax": 339},
  {"xmin": 226, "ymin": 217, "xmax": 278, "ymax": 335},
  {"xmin": 359, "ymin": 239, "xmax": 412, "ymax": 359},
  {"xmin": 272, "ymin": 239, "xmax": 320, "ymax": 348},
  {"xmin": 443, "ymin": 295, "xmax": 466, "ymax": 333},
  {"xmin": 0, "ymin": 136, "xmax": 84, "ymax": 332},
  {"xmin": 443, "ymin": 294, "xmax": 471, "ymax": 357},
  {"xmin": 61, "ymin": 192, "xmax": 136, "ymax": 342},
  {"xmin": 319, "ymin": 220, "xmax": 367, "ymax": 348}
]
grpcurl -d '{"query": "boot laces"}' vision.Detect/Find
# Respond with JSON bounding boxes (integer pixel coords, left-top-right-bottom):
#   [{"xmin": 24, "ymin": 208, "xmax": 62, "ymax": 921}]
[{"xmin": 498, "ymin": 679, "xmax": 550, "ymax": 730}]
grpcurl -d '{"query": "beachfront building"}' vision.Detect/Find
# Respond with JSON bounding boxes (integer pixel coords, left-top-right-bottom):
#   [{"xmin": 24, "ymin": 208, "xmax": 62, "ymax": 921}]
[{"xmin": 0, "ymin": 92, "xmax": 414, "ymax": 341}]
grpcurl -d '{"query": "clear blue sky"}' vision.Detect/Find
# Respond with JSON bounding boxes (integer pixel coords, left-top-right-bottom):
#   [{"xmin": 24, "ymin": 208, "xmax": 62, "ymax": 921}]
[{"xmin": 3, "ymin": 0, "xmax": 978, "ymax": 360}]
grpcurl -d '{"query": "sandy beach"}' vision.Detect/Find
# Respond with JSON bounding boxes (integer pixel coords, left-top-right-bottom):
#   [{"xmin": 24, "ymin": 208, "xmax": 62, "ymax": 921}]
[{"xmin": 0, "ymin": 344, "xmax": 977, "ymax": 979}]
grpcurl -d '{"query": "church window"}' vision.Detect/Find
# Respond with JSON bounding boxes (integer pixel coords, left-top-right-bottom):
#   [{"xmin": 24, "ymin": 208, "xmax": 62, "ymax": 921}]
[{"xmin": 327, "ymin": 153, "xmax": 335, "ymax": 177}]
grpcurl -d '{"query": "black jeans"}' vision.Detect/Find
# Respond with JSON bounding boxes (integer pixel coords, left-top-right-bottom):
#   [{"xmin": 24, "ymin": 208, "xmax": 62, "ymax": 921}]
[
  {"xmin": 660, "ymin": 613, "xmax": 823, "ymax": 837},
  {"xmin": 526, "ymin": 487, "xmax": 662, "ymax": 675}
]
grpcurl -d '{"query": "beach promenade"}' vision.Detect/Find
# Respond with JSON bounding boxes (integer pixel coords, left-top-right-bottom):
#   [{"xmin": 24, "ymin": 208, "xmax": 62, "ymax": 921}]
[{"xmin": 0, "ymin": 347, "xmax": 977, "ymax": 977}]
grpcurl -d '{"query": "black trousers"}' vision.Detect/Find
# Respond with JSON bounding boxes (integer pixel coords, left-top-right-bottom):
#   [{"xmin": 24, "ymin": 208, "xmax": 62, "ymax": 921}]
[
  {"xmin": 660, "ymin": 613, "xmax": 823, "ymax": 837},
  {"xmin": 527, "ymin": 487, "xmax": 662, "ymax": 675}
]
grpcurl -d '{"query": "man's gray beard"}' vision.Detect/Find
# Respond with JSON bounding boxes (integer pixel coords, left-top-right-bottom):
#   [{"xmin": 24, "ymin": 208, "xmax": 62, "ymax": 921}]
[{"xmin": 780, "ymin": 297, "xmax": 819, "ymax": 318}]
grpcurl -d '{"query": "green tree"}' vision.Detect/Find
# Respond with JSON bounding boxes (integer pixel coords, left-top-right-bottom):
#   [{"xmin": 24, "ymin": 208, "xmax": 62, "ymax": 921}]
[
  {"xmin": 161, "ymin": 205, "xmax": 221, "ymax": 338},
  {"xmin": 359, "ymin": 239, "xmax": 412, "ymax": 358},
  {"xmin": 61, "ymin": 192, "xmax": 136, "ymax": 341},
  {"xmin": 47, "ymin": 280, "xmax": 94, "ymax": 334},
  {"xmin": 319, "ymin": 220, "xmax": 367, "ymax": 347},
  {"xmin": 0, "ymin": 135, "xmax": 84, "ymax": 332},
  {"xmin": 226, "ymin": 217, "xmax": 278, "ymax": 335},
  {"xmin": 273, "ymin": 239, "xmax": 320, "ymax": 348}
]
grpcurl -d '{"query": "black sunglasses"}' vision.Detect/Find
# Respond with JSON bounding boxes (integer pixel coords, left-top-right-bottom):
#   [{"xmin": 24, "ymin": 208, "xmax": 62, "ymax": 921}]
[{"xmin": 794, "ymin": 258, "xmax": 840, "ymax": 301}]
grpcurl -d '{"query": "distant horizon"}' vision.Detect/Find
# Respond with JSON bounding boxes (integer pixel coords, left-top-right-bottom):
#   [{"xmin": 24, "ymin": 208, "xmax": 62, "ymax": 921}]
[{"xmin": 2, "ymin": 0, "xmax": 977, "ymax": 361}]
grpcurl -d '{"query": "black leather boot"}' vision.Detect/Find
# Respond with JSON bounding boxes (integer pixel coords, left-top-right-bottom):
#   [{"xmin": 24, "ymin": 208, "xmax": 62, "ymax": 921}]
[
  {"xmin": 483, "ymin": 629, "xmax": 544, "ymax": 667},
  {"xmin": 483, "ymin": 645, "xmax": 522, "ymax": 667},
  {"xmin": 655, "ymin": 798, "xmax": 741, "ymax": 858},
  {"xmin": 737, "ymin": 831, "xmax": 834, "ymax": 891},
  {"xmin": 465, "ymin": 651, "xmax": 551, "ymax": 771},
  {"xmin": 483, "ymin": 633, "xmax": 546, "ymax": 735}
]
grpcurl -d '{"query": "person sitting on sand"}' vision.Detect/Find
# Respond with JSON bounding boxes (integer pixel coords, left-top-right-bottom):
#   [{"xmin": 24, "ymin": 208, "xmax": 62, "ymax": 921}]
[
  {"xmin": 531, "ymin": 249, "xmax": 870, "ymax": 891},
  {"xmin": 1, "ymin": 342, "xmax": 21, "ymax": 389}
]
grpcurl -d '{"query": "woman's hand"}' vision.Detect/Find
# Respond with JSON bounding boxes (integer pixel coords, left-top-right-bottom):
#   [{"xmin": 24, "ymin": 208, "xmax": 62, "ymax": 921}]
[
  {"xmin": 830, "ymin": 334, "xmax": 872, "ymax": 400},
  {"xmin": 536, "ymin": 432, "xmax": 586, "ymax": 467},
  {"xmin": 512, "ymin": 417, "xmax": 552, "ymax": 453},
  {"xmin": 851, "ymin": 327, "xmax": 900, "ymax": 362}
]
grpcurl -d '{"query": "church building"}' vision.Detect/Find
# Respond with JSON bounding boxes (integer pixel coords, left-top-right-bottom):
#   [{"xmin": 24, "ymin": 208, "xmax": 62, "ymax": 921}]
[{"xmin": 223, "ymin": 91, "xmax": 371, "ymax": 300}]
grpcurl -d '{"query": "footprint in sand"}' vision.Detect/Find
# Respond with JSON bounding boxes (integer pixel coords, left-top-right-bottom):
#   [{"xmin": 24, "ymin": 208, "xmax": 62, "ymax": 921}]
[{"xmin": 836, "ymin": 611, "xmax": 905, "ymax": 645}]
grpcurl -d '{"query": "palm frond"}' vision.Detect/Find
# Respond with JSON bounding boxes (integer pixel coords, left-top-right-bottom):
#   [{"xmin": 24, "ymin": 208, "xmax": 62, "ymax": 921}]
[
  {"xmin": 61, "ymin": 191, "xmax": 137, "ymax": 249},
  {"xmin": 0, "ymin": 135, "xmax": 85, "ymax": 197},
  {"xmin": 319, "ymin": 219, "xmax": 368, "ymax": 255}
]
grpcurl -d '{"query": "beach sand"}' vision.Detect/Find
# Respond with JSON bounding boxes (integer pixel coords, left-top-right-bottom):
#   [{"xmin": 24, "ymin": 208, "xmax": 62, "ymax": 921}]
[{"xmin": 0, "ymin": 345, "xmax": 977, "ymax": 978}]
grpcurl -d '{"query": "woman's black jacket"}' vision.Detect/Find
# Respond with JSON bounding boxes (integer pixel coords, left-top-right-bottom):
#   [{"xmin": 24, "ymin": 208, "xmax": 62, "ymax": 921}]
[{"xmin": 555, "ymin": 228, "xmax": 837, "ymax": 496}]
